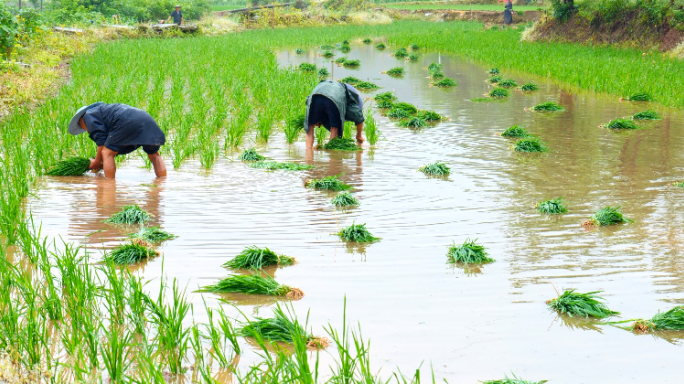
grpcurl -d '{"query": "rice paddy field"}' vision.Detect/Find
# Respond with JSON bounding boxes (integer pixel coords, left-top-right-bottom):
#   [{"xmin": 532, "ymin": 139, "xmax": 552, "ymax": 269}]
[
  {"xmin": 382, "ymin": 3, "xmax": 546, "ymax": 11},
  {"xmin": 4, "ymin": 20, "xmax": 684, "ymax": 383}
]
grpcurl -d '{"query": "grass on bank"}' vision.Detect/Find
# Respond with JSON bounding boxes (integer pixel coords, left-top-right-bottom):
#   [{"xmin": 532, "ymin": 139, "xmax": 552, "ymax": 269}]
[
  {"xmin": 337, "ymin": 222, "xmax": 379, "ymax": 243},
  {"xmin": 447, "ymin": 239, "xmax": 494, "ymax": 264},
  {"xmin": 306, "ymin": 174, "xmax": 352, "ymax": 191},
  {"xmin": 546, "ymin": 289, "xmax": 619, "ymax": 319},
  {"xmin": 105, "ymin": 205, "xmax": 151, "ymax": 225},
  {"xmin": 223, "ymin": 246, "xmax": 295, "ymax": 270},
  {"xmin": 583, "ymin": 206, "xmax": 632, "ymax": 227},
  {"xmin": 45, "ymin": 157, "xmax": 91, "ymax": 176},
  {"xmin": 199, "ymin": 274, "xmax": 304, "ymax": 299},
  {"xmin": 331, "ymin": 191, "xmax": 359, "ymax": 207}
]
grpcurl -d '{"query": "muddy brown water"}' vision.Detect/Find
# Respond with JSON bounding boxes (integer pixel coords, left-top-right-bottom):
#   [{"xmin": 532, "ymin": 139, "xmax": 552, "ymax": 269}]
[{"xmin": 27, "ymin": 43, "xmax": 684, "ymax": 383}]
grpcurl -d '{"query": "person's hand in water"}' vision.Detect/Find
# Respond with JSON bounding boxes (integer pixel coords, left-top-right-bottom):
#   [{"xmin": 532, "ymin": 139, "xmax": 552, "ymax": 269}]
[{"xmin": 355, "ymin": 122, "xmax": 365, "ymax": 145}]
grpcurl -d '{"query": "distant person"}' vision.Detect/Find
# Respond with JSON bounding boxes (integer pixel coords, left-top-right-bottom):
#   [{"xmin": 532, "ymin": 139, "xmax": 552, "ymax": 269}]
[
  {"xmin": 68, "ymin": 103, "xmax": 167, "ymax": 179},
  {"xmin": 304, "ymin": 80, "xmax": 365, "ymax": 150},
  {"xmin": 166, "ymin": 5, "xmax": 184, "ymax": 25},
  {"xmin": 503, "ymin": 0, "xmax": 513, "ymax": 27}
]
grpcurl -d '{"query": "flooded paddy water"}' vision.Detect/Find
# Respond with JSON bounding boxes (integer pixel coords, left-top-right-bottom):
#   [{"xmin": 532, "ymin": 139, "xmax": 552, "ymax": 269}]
[{"xmin": 26, "ymin": 42, "xmax": 684, "ymax": 383}]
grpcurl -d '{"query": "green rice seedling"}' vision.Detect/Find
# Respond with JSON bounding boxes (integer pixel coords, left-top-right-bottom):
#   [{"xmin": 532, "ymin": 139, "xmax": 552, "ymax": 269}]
[
  {"xmin": 606, "ymin": 118, "xmax": 640, "ymax": 130},
  {"xmin": 489, "ymin": 68, "xmax": 500, "ymax": 75},
  {"xmin": 340, "ymin": 45, "xmax": 351, "ymax": 54},
  {"xmin": 250, "ymin": 161, "xmax": 313, "ymax": 171},
  {"xmin": 199, "ymin": 274, "xmax": 304, "ymax": 299},
  {"xmin": 364, "ymin": 108, "xmax": 380, "ymax": 145},
  {"xmin": 342, "ymin": 40, "xmax": 350, "ymax": 45},
  {"xmin": 105, "ymin": 204, "xmax": 151, "ymax": 224},
  {"xmin": 375, "ymin": 42, "xmax": 386, "ymax": 50},
  {"xmin": 393, "ymin": 102, "xmax": 418, "ymax": 114},
  {"xmin": 337, "ymin": 222, "xmax": 380, "ymax": 243},
  {"xmin": 239, "ymin": 303, "xmax": 325, "ymax": 348},
  {"xmin": 322, "ymin": 50, "xmax": 334, "ymax": 58},
  {"xmin": 285, "ymin": 112, "xmax": 306, "ymax": 144},
  {"xmin": 324, "ymin": 137, "xmax": 362, "ymax": 151},
  {"xmin": 498, "ymin": 79, "xmax": 518, "ymax": 88},
  {"xmin": 419, "ymin": 162, "xmax": 450, "ymax": 175},
  {"xmin": 408, "ymin": 53, "xmax": 419, "ymax": 62},
  {"xmin": 128, "ymin": 225, "xmax": 176, "ymax": 242},
  {"xmin": 45, "ymin": 157, "xmax": 91, "ymax": 176},
  {"xmin": 299, "ymin": 63, "xmax": 317, "ymax": 72},
  {"xmin": 394, "ymin": 48, "xmax": 409, "ymax": 58},
  {"xmin": 223, "ymin": 246, "xmax": 295, "ymax": 270},
  {"xmin": 374, "ymin": 91, "xmax": 396, "ymax": 102},
  {"xmin": 489, "ymin": 75, "xmax": 502, "ymax": 83},
  {"xmin": 583, "ymin": 206, "xmax": 632, "ymax": 227},
  {"xmin": 387, "ymin": 108, "xmax": 413, "ymax": 119},
  {"xmin": 377, "ymin": 100, "xmax": 394, "ymax": 108},
  {"xmin": 318, "ymin": 68, "xmax": 330, "ymax": 77},
  {"xmin": 341, "ymin": 76, "xmax": 360, "ymax": 84},
  {"xmin": 428, "ymin": 62, "xmax": 442, "ymax": 72},
  {"xmin": 521, "ymin": 83, "xmax": 539, "ymax": 91},
  {"xmin": 629, "ymin": 92, "xmax": 653, "ymax": 101},
  {"xmin": 410, "ymin": 43, "xmax": 420, "ymax": 50},
  {"xmin": 240, "ymin": 148, "xmax": 267, "ymax": 161},
  {"xmin": 321, "ymin": 45, "xmax": 334, "ymax": 50},
  {"xmin": 514, "ymin": 138, "xmax": 548, "ymax": 153},
  {"xmin": 416, "ymin": 110, "xmax": 442, "ymax": 121},
  {"xmin": 632, "ymin": 109, "xmax": 661, "ymax": 120},
  {"xmin": 295, "ymin": 48, "xmax": 305, "ymax": 54},
  {"xmin": 482, "ymin": 373, "xmax": 547, "ymax": 384},
  {"xmin": 500, "ymin": 125, "xmax": 529, "ymax": 138},
  {"xmin": 343, "ymin": 59, "xmax": 360, "ymax": 67},
  {"xmin": 546, "ymin": 289, "xmax": 619, "ymax": 318},
  {"xmin": 399, "ymin": 116, "xmax": 428, "ymax": 128},
  {"xmin": 447, "ymin": 239, "xmax": 494, "ymax": 264},
  {"xmin": 536, "ymin": 198, "xmax": 568, "ymax": 214},
  {"xmin": 363, "ymin": 38, "xmax": 372, "ymax": 44},
  {"xmin": 533, "ymin": 102, "xmax": 564, "ymax": 111},
  {"xmin": 331, "ymin": 191, "xmax": 360, "ymax": 207},
  {"xmin": 147, "ymin": 278, "xmax": 190, "ymax": 374},
  {"xmin": 489, "ymin": 88, "xmax": 510, "ymax": 98},
  {"xmin": 306, "ymin": 174, "xmax": 352, "ymax": 191},
  {"xmin": 430, "ymin": 69, "xmax": 445, "ymax": 79},
  {"xmin": 106, "ymin": 240, "xmax": 159, "ymax": 265},
  {"xmin": 630, "ymin": 306, "xmax": 684, "ymax": 333},
  {"xmin": 386, "ymin": 66, "xmax": 405, "ymax": 76},
  {"xmin": 335, "ymin": 57, "xmax": 347, "ymax": 64},
  {"xmin": 355, "ymin": 81, "xmax": 380, "ymax": 90},
  {"xmin": 432, "ymin": 78, "xmax": 457, "ymax": 87}
]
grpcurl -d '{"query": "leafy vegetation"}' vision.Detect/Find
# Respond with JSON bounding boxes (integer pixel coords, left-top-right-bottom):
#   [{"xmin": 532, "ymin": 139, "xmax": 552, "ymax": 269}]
[
  {"xmin": 498, "ymin": 79, "xmax": 518, "ymax": 88},
  {"xmin": 489, "ymin": 75, "xmax": 502, "ymax": 83},
  {"xmin": 546, "ymin": 289, "xmax": 619, "ymax": 319},
  {"xmin": 241, "ymin": 148, "xmax": 267, "ymax": 161},
  {"xmin": 515, "ymin": 138, "xmax": 548, "ymax": 153},
  {"xmin": 606, "ymin": 118, "xmax": 639, "ymax": 130},
  {"xmin": 318, "ymin": 67, "xmax": 330, "ymax": 77},
  {"xmin": 482, "ymin": 373, "xmax": 548, "ymax": 384},
  {"xmin": 343, "ymin": 59, "xmax": 360, "ymax": 67},
  {"xmin": 363, "ymin": 38, "xmax": 372, "ymax": 44},
  {"xmin": 331, "ymin": 191, "xmax": 360, "ymax": 207},
  {"xmin": 632, "ymin": 110, "xmax": 660, "ymax": 120},
  {"xmin": 105, "ymin": 205, "xmax": 151, "ymax": 225},
  {"xmin": 355, "ymin": 81, "xmax": 380, "ymax": 90},
  {"xmin": 250, "ymin": 161, "xmax": 313, "ymax": 171},
  {"xmin": 374, "ymin": 91, "xmax": 396, "ymax": 102},
  {"xmin": 337, "ymin": 222, "xmax": 380, "ymax": 242},
  {"xmin": 106, "ymin": 240, "xmax": 159, "ymax": 265},
  {"xmin": 432, "ymin": 78, "xmax": 457, "ymax": 87},
  {"xmin": 500, "ymin": 125, "xmax": 529, "ymax": 138},
  {"xmin": 419, "ymin": 162, "xmax": 450, "ymax": 176},
  {"xmin": 416, "ymin": 110, "xmax": 442, "ymax": 121},
  {"xmin": 321, "ymin": 50, "xmax": 334, "ymax": 58},
  {"xmin": 533, "ymin": 102, "xmax": 564, "ymax": 111},
  {"xmin": 629, "ymin": 92, "xmax": 653, "ymax": 102},
  {"xmin": 324, "ymin": 137, "xmax": 362, "ymax": 151},
  {"xmin": 584, "ymin": 206, "xmax": 632, "ymax": 226},
  {"xmin": 447, "ymin": 239, "xmax": 494, "ymax": 264},
  {"xmin": 489, "ymin": 88, "xmax": 509, "ymax": 98},
  {"xmin": 223, "ymin": 246, "xmax": 295, "ymax": 270},
  {"xmin": 398, "ymin": 116, "xmax": 427, "ymax": 128},
  {"xmin": 128, "ymin": 226, "xmax": 176, "ymax": 242},
  {"xmin": 239, "ymin": 304, "xmax": 323, "ymax": 347},
  {"xmin": 408, "ymin": 53, "xmax": 418, "ymax": 61},
  {"xmin": 489, "ymin": 68, "xmax": 500, "ymax": 75},
  {"xmin": 386, "ymin": 108, "xmax": 412, "ymax": 118},
  {"xmin": 341, "ymin": 75, "xmax": 360, "ymax": 84},
  {"xmin": 45, "ymin": 157, "xmax": 91, "ymax": 176},
  {"xmin": 199, "ymin": 274, "xmax": 303, "ymax": 299},
  {"xmin": 306, "ymin": 174, "xmax": 352, "ymax": 191},
  {"xmin": 335, "ymin": 57, "xmax": 347, "ymax": 64},
  {"xmin": 630, "ymin": 306, "xmax": 684, "ymax": 333},
  {"xmin": 521, "ymin": 83, "xmax": 539, "ymax": 91},
  {"xmin": 536, "ymin": 198, "xmax": 568, "ymax": 214},
  {"xmin": 393, "ymin": 47, "xmax": 408, "ymax": 58},
  {"xmin": 386, "ymin": 66, "xmax": 405, "ymax": 76},
  {"xmin": 299, "ymin": 62, "xmax": 317, "ymax": 72},
  {"xmin": 375, "ymin": 42, "xmax": 386, "ymax": 50}
]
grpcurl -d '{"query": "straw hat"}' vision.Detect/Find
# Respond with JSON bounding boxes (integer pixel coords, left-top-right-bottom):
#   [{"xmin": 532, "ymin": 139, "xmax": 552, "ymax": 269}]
[{"xmin": 68, "ymin": 102, "xmax": 104, "ymax": 135}]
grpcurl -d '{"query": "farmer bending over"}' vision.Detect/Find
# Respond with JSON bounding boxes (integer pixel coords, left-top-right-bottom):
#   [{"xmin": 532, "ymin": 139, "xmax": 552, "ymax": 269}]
[
  {"xmin": 68, "ymin": 103, "xmax": 167, "ymax": 179},
  {"xmin": 305, "ymin": 80, "xmax": 365, "ymax": 149}
]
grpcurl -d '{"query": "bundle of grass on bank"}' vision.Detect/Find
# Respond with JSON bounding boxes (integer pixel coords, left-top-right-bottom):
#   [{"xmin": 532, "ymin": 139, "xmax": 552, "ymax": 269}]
[
  {"xmin": 489, "ymin": 88, "xmax": 509, "ymax": 98},
  {"xmin": 240, "ymin": 305, "xmax": 328, "ymax": 348},
  {"xmin": 223, "ymin": 246, "xmax": 295, "ymax": 270},
  {"xmin": 199, "ymin": 274, "xmax": 304, "ymax": 300},
  {"xmin": 482, "ymin": 373, "xmax": 547, "ymax": 384},
  {"xmin": 419, "ymin": 162, "xmax": 450, "ymax": 176},
  {"xmin": 489, "ymin": 75, "xmax": 502, "ymax": 84},
  {"xmin": 489, "ymin": 68, "xmax": 500, "ymax": 75},
  {"xmin": 533, "ymin": 102, "xmax": 564, "ymax": 111},
  {"xmin": 337, "ymin": 222, "xmax": 380, "ymax": 243},
  {"xmin": 323, "ymin": 137, "xmax": 362, "ymax": 151},
  {"xmin": 536, "ymin": 198, "xmax": 568, "ymax": 214},
  {"xmin": 343, "ymin": 59, "xmax": 360, "ymax": 67},
  {"xmin": 416, "ymin": 110, "xmax": 442, "ymax": 121},
  {"xmin": 128, "ymin": 226, "xmax": 176, "ymax": 242},
  {"xmin": 628, "ymin": 92, "xmax": 653, "ymax": 102},
  {"xmin": 385, "ymin": 67, "xmax": 405, "ymax": 76},
  {"xmin": 240, "ymin": 148, "xmax": 267, "ymax": 161},
  {"xmin": 106, "ymin": 239, "xmax": 159, "ymax": 265},
  {"xmin": 546, "ymin": 289, "xmax": 619, "ymax": 318},
  {"xmin": 605, "ymin": 118, "xmax": 639, "ymax": 130},
  {"xmin": 408, "ymin": 53, "xmax": 419, "ymax": 62},
  {"xmin": 375, "ymin": 42, "xmax": 386, "ymax": 50},
  {"xmin": 394, "ymin": 47, "xmax": 408, "ymax": 58},
  {"xmin": 363, "ymin": 38, "xmax": 372, "ymax": 44},
  {"xmin": 250, "ymin": 161, "xmax": 313, "ymax": 171},
  {"xmin": 331, "ymin": 191, "xmax": 359, "ymax": 207},
  {"xmin": 306, "ymin": 174, "xmax": 351, "ymax": 191},
  {"xmin": 498, "ymin": 79, "xmax": 518, "ymax": 88},
  {"xmin": 629, "ymin": 306, "xmax": 684, "ymax": 333},
  {"xmin": 46, "ymin": 157, "xmax": 91, "ymax": 176},
  {"xmin": 355, "ymin": 81, "xmax": 380, "ymax": 90},
  {"xmin": 500, "ymin": 125, "xmax": 529, "ymax": 138},
  {"xmin": 299, "ymin": 63, "xmax": 316, "ymax": 72},
  {"xmin": 632, "ymin": 110, "xmax": 661, "ymax": 120},
  {"xmin": 432, "ymin": 78, "xmax": 457, "ymax": 87},
  {"xmin": 341, "ymin": 76, "xmax": 360, "ymax": 85},
  {"xmin": 105, "ymin": 205, "xmax": 151, "ymax": 224},
  {"xmin": 321, "ymin": 50, "xmax": 334, "ymax": 58},
  {"xmin": 514, "ymin": 138, "xmax": 548, "ymax": 153},
  {"xmin": 521, "ymin": 83, "xmax": 539, "ymax": 91},
  {"xmin": 582, "ymin": 206, "xmax": 632, "ymax": 227},
  {"xmin": 399, "ymin": 116, "xmax": 428, "ymax": 128},
  {"xmin": 447, "ymin": 239, "xmax": 494, "ymax": 264}
]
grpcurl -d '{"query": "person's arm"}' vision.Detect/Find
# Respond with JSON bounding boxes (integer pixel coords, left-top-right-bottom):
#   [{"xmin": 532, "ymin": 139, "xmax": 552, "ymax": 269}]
[
  {"xmin": 355, "ymin": 122, "xmax": 364, "ymax": 144},
  {"xmin": 91, "ymin": 145, "xmax": 104, "ymax": 170}
]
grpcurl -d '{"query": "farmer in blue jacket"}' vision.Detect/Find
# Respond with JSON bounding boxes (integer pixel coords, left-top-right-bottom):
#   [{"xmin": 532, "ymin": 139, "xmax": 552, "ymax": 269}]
[
  {"xmin": 68, "ymin": 103, "xmax": 167, "ymax": 179},
  {"xmin": 305, "ymin": 80, "xmax": 365, "ymax": 149}
]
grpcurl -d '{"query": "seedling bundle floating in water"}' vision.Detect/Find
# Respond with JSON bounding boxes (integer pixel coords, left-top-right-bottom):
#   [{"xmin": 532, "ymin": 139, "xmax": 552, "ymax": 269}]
[
  {"xmin": 605, "ymin": 118, "xmax": 639, "ymax": 130},
  {"xmin": 536, "ymin": 197, "xmax": 568, "ymax": 214},
  {"xmin": 375, "ymin": 42, "xmax": 386, "ymax": 50},
  {"xmin": 295, "ymin": 48, "xmax": 305, "ymax": 54},
  {"xmin": 427, "ymin": 63, "xmax": 443, "ymax": 79},
  {"xmin": 128, "ymin": 225, "xmax": 176, "ymax": 242},
  {"xmin": 321, "ymin": 51, "xmax": 334, "ymax": 58},
  {"xmin": 105, "ymin": 204, "xmax": 151, "ymax": 224},
  {"xmin": 306, "ymin": 174, "xmax": 351, "ymax": 191},
  {"xmin": 299, "ymin": 63, "xmax": 316, "ymax": 72},
  {"xmin": 482, "ymin": 373, "xmax": 547, "ymax": 384},
  {"xmin": 106, "ymin": 239, "xmax": 159, "ymax": 265},
  {"xmin": 318, "ymin": 68, "xmax": 330, "ymax": 78},
  {"xmin": 489, "ymin": 88, "xmax": 509, "ymax": 98},
  {"xmin": 374, "ymin": 91, "xmax": 396, "ymax": 103},
  {"xmin": 628, "ymin": 92, "xmax": 653, "ymax": 102},
  {"xmin": 521, "ymin": 83, "xmax": 539, "ymax": 91},
  {"xmin": 341, "ymin": 76, "xmax": 360, "ymax": 85},
  {"xmin": 447, "ymin": 239, "xmax": 494, "ymax": 264},
  {"xmin": 250, "ymin": 161, "xmax": 313, "ymax": 171},
  {"xmin": 385, "ymin": 67, "xmax": 405, "ymax": 76},
  {"xmin": 398, "ymin": 116, "xmax": 427, "ymax": 128},
  {"xmin": 387, "ymin": 108, "xmax": 412, "ymax": 119},
  {"xmin": 419, "ymin": 162, "xmax": 450, "ymax": 176},
  {"xmin": 393, "ymin": 102, "xmax": 417, "ymax": 114},
  {"xmin": 582, "ymin": 206, "xmax": 632, "ymax": 227},
  {"xmin": 393, "ymin": 48, "xmax": 408, "ymax": 58},
  {"xmin": 489, "ymin": 68, "xmax": 500, "ymax": 75},
  {"xmin": 500, "ymin": 125, "xmax": 529, "ymax": 138},
  {"xmin": 514, "ymin": 138, "xmax": 548, "ymax": 153},
  {"xmin": 533, "ymin": 102, "xmax": 564, "ymax": 111},
  {"xmin": 363, "ymin": 38, "xmax": 372, "ymax": 44},
  {"xmin": 331, "ymin": 191, "xmax": 359, "ymax": 207},
  {"xmin": 432, "ymin": 78, "xmax": 457, "ymax": 87},
  {"xmin": 355, "ymin": 81, "xmax": 380, "ymax": 90},
  {"xmin": 338, "ymin": 222, "xmax": 379, "ymax": 243},
  {"xmin": 416, "ymin": 110, "xmax": 442, "ymax": 121},
  {"xmin": 410, "ymin": 43, "xmax": 419, "ymax": 50},
  {"xmin": 45, "ymin": 157, "xmax": 91, "ymax": 176},
  {"xmin": 239, "ymin": 304, "xmax": 328, "ymax": 348},
  {"xmin": 546, "ymin": 289, "xmax": 619, "ymax": 318},
  {"xmin": 632, "ymin": 109, "xmax": 660, "ymax": 120},
  {"xmin": 343, "ymin": 59, "xmax": 360, "ymax": 67},
  {"xmin": 240, "ymin": 148, "xmax": 267, "ymax": 161},
  {"xmin": 223, "ymin": 246, "xmax": 295, "ymax": 270},
  {"xmin": 489, "ymin": 75, "xmax": 502, "ymax": 84},
  {"xmin": 408, "ymin": 53, "xmax": 419, "ymax": 62},
  {"xmin": 627, "ymin": 306, "xmax": 684, "ymax": 333},
  {"xmin": 335, "ymin": 57, "xmax": 347, "ymax": 64},
  {"xmin": 199, "ymin": 273, "xmax": 304, "ymax": 300},
  {"xmin": 498, "ymin": 79, "xmax": 518, "ymax": 88},
  {"xmin": 323, "ymin": 137, "xmax": 362, "ymax": 151}
]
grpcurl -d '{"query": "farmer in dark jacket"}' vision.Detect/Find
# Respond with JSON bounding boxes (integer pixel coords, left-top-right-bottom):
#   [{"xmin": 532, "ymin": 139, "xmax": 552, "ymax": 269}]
[
  {"xmin": 68, "ymin": 103, "xmax": 167, "ymax": 179},
  {"xmin": 503, "ymin": 0, "xmax": 513, "ymax": 27},
  {"xmin": 305, "ymin": 80, "xmax": 365, "ymax": 149},
  {"xmin": 166, "ymin": 5, "xmax": 184, "ymax": 25}
]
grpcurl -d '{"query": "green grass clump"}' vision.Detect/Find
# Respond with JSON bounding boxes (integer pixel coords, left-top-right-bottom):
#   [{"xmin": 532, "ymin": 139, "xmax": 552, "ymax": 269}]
[
  {"xmin": 489, "ymin": 88, "xmax": 509, "ymax": 98},
  {"xmin": 386, "ymin": 108, "xmax": 412, "ymax": 119},
  {"xmin": 355, "ymin": 81, "xmax": 380, "ymax": 90},
  {"xmin": 239, "ymin": 305, "xmax": 320, "ymax": 346},
  {"xmin": 240, "ymin": 148, "xmax": 267, "ymax": 161},
  {"xmin": 299, "ymin": 63, "xmax": 316, "ymax": 72},
  {"xmin": 489, "ymin": 75, "xmax": 502, "ymax": 84},
  {"xmin": 536, "ymin": 198, "xmax": 568, "ymax": 214},
  {"xmin": 341, "ymin": 40, "xmax": 349, "ymax": 45},
  {"xmin": 419, "ymin": 162, "xmax": 450, "ymax": 175},
  {"xmin": 374, "ymin": 91, "xmax": 395, "ymax": 102},
  {"xmin": 410, "ymin": 43, "xmax": 419, "ymax": 50},
  {"xmin": 585, "ymin": 206, "xmax": 632, "ymax": 226},
  {"xmin": 377, "ymin": 100, "xmax": 394, "ymax": 108},
  {"xmin": 630, "ymin": 306, "xmax": 684, "ymax": 333},
  {"xmin": 337, "ymin": 222, "xmax": 380, "ymax": 243},
  {"xmin": 363, "ymin": 38, "xmax": 372, "ymax": 44},
  {"xmin": 398, "ymin": 116, "xmax": 427, "ymax": 128},
  {"xmin": 107, "ymin": 240, "xmax": 158, "ymax": 265},
  {"xmin": 45, "ymin": 157, "xmax": 91, "ymax": 176},
  {"xmin": 632, "ymin": 109, "xmax": 660, "ymax": 120},
  {"xmin": 500, "ymin": 125, "xmax": 529, "ymax": 138},
  {"xmin": 394, "ymin": 47, "xmax": 408, "ymax": 58},
  {"xmin": 546, "ymin": 289, "xmax": 619, "ymax": 318},
  {"xmin": 250, "ymin": 161, "xmax": 313, "ymax": 171},
  {"xmin": 223, "ymin": 246, "xmax": 295, "ymax": 270},
  {"xmin": 521, "ymin": 82, "xmax": 539, "ymax": 91},
  {"xmin": 340, "ymin": 45, "xmax": 351, "ymax": 53},
  {"xmin": 482, "ymin": 373, "xmax": 547, "ymax": 384},
  {"xmin": 341, "ymin": 76, "xmax": 360, "ymax": 84},
  {"xmin": 408, "ymin": 53, "xmax": 419, "ymax": 62},
  {"xmin": 489, "ymin": 68, "xmax": 500, "ymax": 75},
  {"xmin": 295, "ymin": 48, "xmax": 305, "ymax": 54},
  {"xmin": 514, "ymin": 138, "xmax": 548, "ymax": 153},
  {"xmin": 318, "ymin": 68, "xmax": 330, "ymax": 77},
  {"xmin": 447, "ymin": 239, "xmax": 494, "ymax": 264},
  {"xmin": 606, "ymin": 118, "xmax": 639, "ymax": 130},
  {"xmin": 432, "ymin": 78, "xmax": 457, "ymax": 87},
  {"xmin": 199, "ymin": 274, "xmax": 298, "ymax": 297},
  {"xmin": 393, "ymin": 102, "xmax": 417, "ymax": 114},
  {"xmin": 306, "ymin": 174, "xmax": 351, "ymax": 191},
  {"xmin": 128, "ymin": 226, "xmax": 176, "ymax": 242},
  {"xmin": 429, "ymin": 69, "xmax": 444, "ymax": 79},
  {"xmin": 323, "ymin": 137, "xmax": 362, "ymax": 151},
  {"xmin": 321, "ymin": 50, "xmax": 334, "ymax": 58},
  {"xmin": 533, "ymin": 102, "xmax": 564, "ymax": 111},
  {"xmin": 105, "ymin": 205, "xmax": 151, "ymax": 224},
  {"xmin": 320, "ymin": 45, "xmax": 334, "ymax": 50},
  {"xmin": 375, "ymin": 42, "xmax": 386, "ymax": 50},
  {"xmin": 331, "ymin": 191, "xmax": 359, "ymax": 207},
  {"xmin": 428, "ymin": 62, "xmax": 442, "ymax": 72},
  {"xmin": 498, "ymin": 79, "xmax": 518, "ymax": 88},
  {"xmin": 343, "ymin": 59, "xmax": 360, "ymax": 67},
  {"xmin": 386, "ymin": 66, "xmax": 405, "ymax": 76},
  {"xmin": 416, "ymin": 110, "xmax": 441, "ymax": 121},
  {"xmin": 629, "ymin": 92, "xmax": 653, "ymax": 101},
  {"xmin": 335, "ymin": 57, "xmax": 347, "ymax": 64}
]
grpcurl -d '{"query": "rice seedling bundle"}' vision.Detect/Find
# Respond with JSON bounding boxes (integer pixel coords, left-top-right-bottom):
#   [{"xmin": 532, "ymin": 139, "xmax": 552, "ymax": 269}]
[
  {"xmin": 363, "ymin": 38, "xmax": 372, "ymax": 44},
  {"xmin": 408, "ymin": 53, "xmax": 419, "ymax": 62},
  {"xmin": 335, "ymin": 57, "xmax": 347, "ymax": 64},
  {"xmin": 199, "ymin": 274, "xmax": 303, "ymax": 299},
  {"xmin": 331, "ymin": 191, "xmax": 359, "ymax": 207},
  {"xmin": 320, "ymin": 45, "xmax": 334, "ymax": 50},
  {"xmin": 337, "ymin": 222, "xmax": 379, "ymax": 242},
  {"xmin": 386, "ymin": 67, "xmax": 405, "ymax": 76},
  {"xmin": 606, "ymin": 118, "xmax": 639, "ymax": 130},
  {"xmin": 489, "ymin": 68, "xmax": 500, "ymax": 75},
  {"xmin": 583, "ymin": 206, "xmax": 632, "ymax": 227},
  {"xmin": 128, "ymin": 226, "xmax": 176, "ymax": 242},
  {"xmin": 630, "ymin": 306, "xmax": 684, "ymax": 333},
  {"xmin": 489, "ymin": 75, "xmax": 502, "ymax": 84},
  {"xmin": 343, "ymin": 59, "xmax": 360, "ymax": 67},
  {"xmin": 250, "ymin": 161, "xmax": 313, "ymax": 171},
  {"xmin": 45, "ymin": 157, "xmax": 91, "ymax": 176},
  {"xmin": 399, "ymin": 116, "xmax": 428, "ymax": 128},
  {"xmin": 416, "ymin": 110, "xmax": 442, "ymax": 121},
  {"xmin": 500, "ymin": 125, "xmax": 529, "ymax": 138},
  {"xmin": 341, "ymin": 76, "xmax": 360, "ymax": 84},
  {"xmin": 410, "ymin": 43, "xmax": 419, "ymax": 50},
  {"xmin": 419, "ymin": 162, "xmax": 450, "ymax": 175},
  {"xmin": 427, "ymin": 62, "xmax": 442, "ymax": 72},
  {"xmin": 240, "ymin": 148, "xmax": 267, "ymax": 161},
  {"xmin": 536, "ymin": 197, "xmax": 568, "ymax": 214},
  {"xmin": 306, "ymin": 174, "xmax": 352, "ymax": 191},
  {"xmin": 447, "ymin": 239, "xmax": 494, "ymax": 264},
  {"xmin": 295, "ymin": 48, "xmax": 305, "ymax": 54},
  {"xmin": 377, "ymin": 100, "xmax": 394, "ymax": 108},
  {"xmin": 374, "ymin": 91, "xmax": 396, "ymax": 102},
  {"xmin": 387, "ymin": 108, "xmax": 412, "ymax": 119},
  {"xmin": 340, "ymin": 45, "xmax": 351, "ymax": 53},
  {"xmin": 629, "ymin": 92, "xmax": 653, "ymax": 102},
  {"xmin": 323, "ymin": 137, "xmax": 362, "ymax": 151},
  {"xmin": 533, "ymin": 102, "xmax": 564, "ymax": 111},
  {"xmin": 322, "ymin": 51, "xmax": 334, "ymax": 58},
  {"xmin": 364, "ymin": 109, "xmax": 381, "ymax": 145},
  {"xmin": 432, "ymin": 78, "xmax": 457, "ymax": 87},
  {"xmin": 482, "ymin": 373, "xmax": 547, "ymax": 384},
  {"xmin": 299, "ymin": 63, "xmax": 317, "ymax": 72},
  {"xmin": 107, "ymin": 240, "xmax": 159, "ymax": 265},
  {"xmin": 632, "ymin": 109, "xmax": 660, "ymax": 120},
  {"xmin": 355, "ymin": 81, "xmax": 380, "ymax": 90},
  {"xmin": 546, "ymin": 289, "xmax": 619, "ymax": 318},
  {"xmin": 223, "ymin": 246, "xmax": 295, "ymax": 270},
  {"xmin": 498, "ymin": 79, "xmax": 518, "ymax": 88},
  {"xmin": 318, "ymin": 68, "xmax": 330, "ymax": 77},
  {"xmin": 489, "ymin": 88, "xmax": 509, "ymax": 98},
  {"xmin": 394, "ymin": 48, "xmax": 409, "ymax": 58},
  {"xmin": 521, "ymin": 83, "xmax": 539, "ymax": 91},
  {"xmin": 375, "ymin": 42, "xmax": 386, "ymax": 50},
  {"xmin": 239, "ymin": 305, "xmax": 327, "ymax": 348},
  {"xmin": 341, "ymin": 40, "xmax": 349, "ymax": 45},
  {"xmin": 514, "ymin": 138, "xmax": 548, "ymax": 153},
  {"xmin": 105, "ymin": 205, "xmax": 151, "ymax": 224},
  {"xmin": 393, "ymin": 102, "xmax": 418, "ymax": 114}
]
